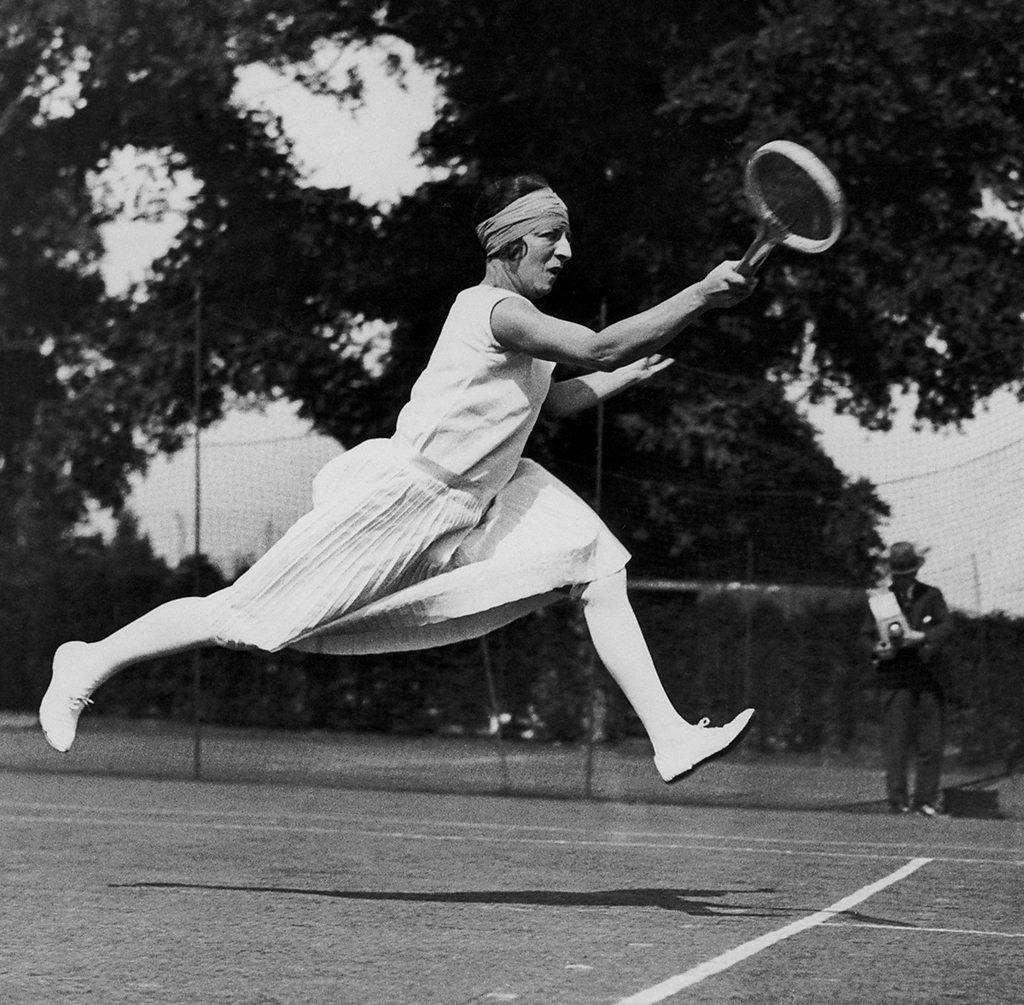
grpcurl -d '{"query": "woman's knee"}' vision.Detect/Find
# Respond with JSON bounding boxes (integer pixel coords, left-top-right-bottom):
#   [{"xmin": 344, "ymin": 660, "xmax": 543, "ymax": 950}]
[{"xmin": 580, "ymin": 569, "xmax": 628, "ymax": 607}]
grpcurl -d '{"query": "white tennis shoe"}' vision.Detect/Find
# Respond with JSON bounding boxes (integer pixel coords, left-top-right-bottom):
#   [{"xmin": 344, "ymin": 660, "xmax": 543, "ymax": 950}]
[
  {"xmin": 39, "ymin": 642, "xmax": 96, "ymax": 753},
  {"xmin": 654, "ymin": 708, "xmax": 755, "ymax": 783}
]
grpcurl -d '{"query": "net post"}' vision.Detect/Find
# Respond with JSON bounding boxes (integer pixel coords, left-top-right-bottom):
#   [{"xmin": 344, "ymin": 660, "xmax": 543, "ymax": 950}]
[
  {"xmin": 742, "ymin": 541, "xmax": 755, "ymax": 711},
  {"xmin": 582, "ymin": 301, "xmax": 609, "ymax": 799},
  {"xmin": 479, "ymin": 635, "xmax": 510, "ymax": 795},
  {"xmin": 191, "ymin": 275, "xmax": 203, "ymax": 782}
]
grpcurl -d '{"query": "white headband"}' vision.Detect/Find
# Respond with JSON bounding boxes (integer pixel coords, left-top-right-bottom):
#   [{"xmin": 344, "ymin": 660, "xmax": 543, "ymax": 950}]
[{"xmin": 475, "ymin": 188, "xmax": 570, "ymax": 257}]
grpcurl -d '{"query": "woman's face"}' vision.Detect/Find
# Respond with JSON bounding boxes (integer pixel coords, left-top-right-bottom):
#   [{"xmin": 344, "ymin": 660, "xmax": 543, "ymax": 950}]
[{"xmin": 513, "ymin": 224, "xmax": 572, "ymax": 299}]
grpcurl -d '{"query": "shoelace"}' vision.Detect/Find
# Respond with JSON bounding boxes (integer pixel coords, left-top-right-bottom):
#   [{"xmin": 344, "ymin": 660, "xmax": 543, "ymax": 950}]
[
  {"xmin": 696, "ymin": 717, "xmax": 710, "ymax": 728},
  {"xmin": 68, "ymin": 696, "xmax": 94, "ymax": 713}
]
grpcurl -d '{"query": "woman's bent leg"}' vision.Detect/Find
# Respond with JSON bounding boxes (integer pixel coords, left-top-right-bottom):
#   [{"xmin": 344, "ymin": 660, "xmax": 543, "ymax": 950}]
[
  {"xmin": 579, "ymin": 571, "xmax": 753, "ymax": 782},
  {"xmin": 40, "ymin": 595, "xmax": 224, "ymax": 753}
]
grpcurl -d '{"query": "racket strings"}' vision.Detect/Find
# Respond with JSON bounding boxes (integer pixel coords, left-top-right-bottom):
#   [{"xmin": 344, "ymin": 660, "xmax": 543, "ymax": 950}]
[
  {"xmin": 746, "ymin": 143, "xmax": 845, "ymax": 253},
  {"xmin": 753, "ymin": 163, "xmax": 836, "ymax": 241}
]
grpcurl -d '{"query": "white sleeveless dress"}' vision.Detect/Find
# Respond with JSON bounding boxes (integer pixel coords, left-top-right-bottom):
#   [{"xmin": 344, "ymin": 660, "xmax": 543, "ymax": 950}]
[{"xmin": 208, "ymin": 285, "xmax": 629, "ymax": 654}]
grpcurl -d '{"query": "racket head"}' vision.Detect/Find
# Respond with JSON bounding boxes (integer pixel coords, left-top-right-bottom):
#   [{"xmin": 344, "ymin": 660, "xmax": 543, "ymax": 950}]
[{"xmin": 744, "ymin": 140, "xmax": 846, "ymax": 255}]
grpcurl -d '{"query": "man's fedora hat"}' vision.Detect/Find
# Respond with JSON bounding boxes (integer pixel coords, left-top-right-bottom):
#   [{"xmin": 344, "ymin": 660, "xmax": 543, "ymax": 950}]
[{"xmin": 886, "ymin": 541, "xmax": 926, "ymax": 574}]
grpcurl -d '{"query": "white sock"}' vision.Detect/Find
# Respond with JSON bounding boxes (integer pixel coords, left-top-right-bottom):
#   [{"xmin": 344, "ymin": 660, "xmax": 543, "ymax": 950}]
[
  {"xmin": 59, "ymin": 595, "xmax": 220, "ymax": 690},
  {"xmin": 580, "ymin": 572, "xmax": 691, "ymax": 753}
]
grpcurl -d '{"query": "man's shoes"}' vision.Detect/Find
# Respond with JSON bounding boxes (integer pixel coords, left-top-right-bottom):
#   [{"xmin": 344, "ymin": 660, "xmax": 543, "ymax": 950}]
[
  {"xmin": 39, "ymin": 642, "xmax": 96, "ymax": 753},
  {"xmin": 889, "ymin": 802, "xmax": 911, "ymax": 815},
  {"xmin": 654, "ymin": 708, "xmax": 755, "ymax": 783},
  {"xmin": 914, "ymin": 802, "xmax": 943, "ymax": 818}
]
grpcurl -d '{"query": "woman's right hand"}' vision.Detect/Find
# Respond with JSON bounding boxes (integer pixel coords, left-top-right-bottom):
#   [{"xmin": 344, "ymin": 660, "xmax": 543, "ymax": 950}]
[{"xmin": 699, "ymin": 261, "xmax": 757, "ymax": 308}]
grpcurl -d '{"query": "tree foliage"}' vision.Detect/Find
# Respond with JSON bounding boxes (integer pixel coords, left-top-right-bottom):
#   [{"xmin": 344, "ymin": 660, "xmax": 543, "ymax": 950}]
[
  {"xmin": 665, "ymin": 0, "xmax": 1024, "ymax": 427},
  {"xmin": 4, "ymin": 0, "xmax": 1023, "ymax": 584}
]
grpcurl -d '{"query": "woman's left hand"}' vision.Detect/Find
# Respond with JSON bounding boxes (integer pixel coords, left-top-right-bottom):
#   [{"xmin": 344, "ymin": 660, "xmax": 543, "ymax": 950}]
[{"xmin": 620, "ymin": 354, "xmax": 675, "ymax": 383}]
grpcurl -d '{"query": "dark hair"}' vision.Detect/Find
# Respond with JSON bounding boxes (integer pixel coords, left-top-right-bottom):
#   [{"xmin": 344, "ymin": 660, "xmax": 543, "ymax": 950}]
[{"xmin": 473, "ymin": 173, "xmax": 551, "ymax": 228}]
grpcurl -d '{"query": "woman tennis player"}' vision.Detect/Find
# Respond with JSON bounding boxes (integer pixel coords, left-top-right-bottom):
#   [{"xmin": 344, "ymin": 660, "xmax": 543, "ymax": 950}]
[{"xmin": 41, "ymin": 174, "xmax": 756, "ymax": 782}]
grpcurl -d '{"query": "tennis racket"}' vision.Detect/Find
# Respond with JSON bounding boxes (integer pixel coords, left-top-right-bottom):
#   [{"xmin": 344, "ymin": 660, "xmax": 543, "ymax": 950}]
[{"xmin": 737, "ymin": 140, "xmax": 846, "ymax": 276}]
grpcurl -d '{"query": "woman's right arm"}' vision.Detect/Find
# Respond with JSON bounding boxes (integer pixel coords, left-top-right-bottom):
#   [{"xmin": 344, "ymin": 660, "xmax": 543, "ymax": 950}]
[{"xmin": 492, "ymin": 261, "xmax": 755, "ymax": 371}]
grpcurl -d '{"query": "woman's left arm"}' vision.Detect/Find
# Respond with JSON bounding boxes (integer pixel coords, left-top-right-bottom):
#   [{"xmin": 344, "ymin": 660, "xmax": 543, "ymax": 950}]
[{"xmin": 542, "ymin": 354, "xmax": 674, "ymax": 418}]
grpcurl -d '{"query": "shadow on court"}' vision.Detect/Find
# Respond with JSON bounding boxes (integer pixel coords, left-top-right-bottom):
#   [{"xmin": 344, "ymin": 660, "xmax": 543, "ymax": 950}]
[
  {"xmin": 115, "ymin": 881, "xmax": 781, "ymax": 915},
  {"xmin": 116, "ymin": 880, "xmax": 913, "ymax": 933}
]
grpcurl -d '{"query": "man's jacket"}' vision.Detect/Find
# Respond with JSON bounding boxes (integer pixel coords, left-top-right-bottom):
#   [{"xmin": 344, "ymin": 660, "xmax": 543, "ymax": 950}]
[{"xmin": 861, "ymin": 579, "xmax": 953, "ymax": 690}]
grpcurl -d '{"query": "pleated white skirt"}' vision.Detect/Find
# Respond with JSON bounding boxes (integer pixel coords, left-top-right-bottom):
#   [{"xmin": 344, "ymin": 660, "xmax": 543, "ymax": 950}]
[{"xmin": 209, "ymin": 436, "xmax": 629, "ymax": 655}]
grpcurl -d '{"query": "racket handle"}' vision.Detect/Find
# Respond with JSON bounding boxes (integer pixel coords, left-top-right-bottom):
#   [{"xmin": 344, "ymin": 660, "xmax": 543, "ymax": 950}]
[{"xmin": 737, "ymin": 235, "xmax": 776, "ymax": 277}]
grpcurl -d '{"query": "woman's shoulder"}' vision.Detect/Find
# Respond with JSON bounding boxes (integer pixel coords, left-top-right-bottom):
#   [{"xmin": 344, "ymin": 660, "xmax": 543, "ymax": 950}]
[
  {"xmin": 457, "ymin": 284, "xmax": 530, "ymax": 307},
  {"xmin": 444, "ymin": 285, "xmax": 535, "ymax": 341}
]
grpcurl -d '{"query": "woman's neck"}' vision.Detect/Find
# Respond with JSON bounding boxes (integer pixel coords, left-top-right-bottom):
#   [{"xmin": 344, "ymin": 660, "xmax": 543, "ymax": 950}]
[{"xmin": 482, "ymin": 258, "xmax": 523, "ymax": 295}]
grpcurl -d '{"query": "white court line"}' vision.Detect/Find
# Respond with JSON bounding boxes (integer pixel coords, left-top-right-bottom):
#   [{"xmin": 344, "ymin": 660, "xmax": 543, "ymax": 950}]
[
  {"xmin": 0, "ymin": 799, "xmax": 1019, "ymax": 859},
  {"xmin": 5, "ymin": 811, "xmax": 1020, "ymax": 866},
  {"xmin": 613, "ymin": 858, "xmax": 932, "ymax": 1005},
  {"xmin": 822, "ymin": 921, "xmax": 1024, "ymax": 939}
]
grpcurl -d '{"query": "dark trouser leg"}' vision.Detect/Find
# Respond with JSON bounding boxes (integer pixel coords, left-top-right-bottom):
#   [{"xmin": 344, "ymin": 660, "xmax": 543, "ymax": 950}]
[
  {"xmin": 912, "ymin": 686, "xmax": 945, "ymax": 807},
  {"xmin": 881, "ymin": 686, "xmax": 911, "ymax": 809}
]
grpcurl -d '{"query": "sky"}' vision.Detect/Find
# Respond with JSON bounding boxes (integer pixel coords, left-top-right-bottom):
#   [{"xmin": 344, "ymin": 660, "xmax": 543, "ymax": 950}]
[{"xmin": 104, "ymin": 40, "xmax": 1023, "ymax": 615}]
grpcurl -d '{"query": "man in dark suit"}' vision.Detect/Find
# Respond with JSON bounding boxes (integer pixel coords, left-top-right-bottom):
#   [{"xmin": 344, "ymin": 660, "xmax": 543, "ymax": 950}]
[{"xmin": 863, "ymin": 542, "xmax": 954, "ymax": 817}]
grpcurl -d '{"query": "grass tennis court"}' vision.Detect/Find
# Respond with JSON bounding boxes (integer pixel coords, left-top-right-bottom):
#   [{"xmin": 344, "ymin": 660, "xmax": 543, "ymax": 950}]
[{"xmin": 2, "ymin": 721, "xmax": 1022, "ymax": 1003}]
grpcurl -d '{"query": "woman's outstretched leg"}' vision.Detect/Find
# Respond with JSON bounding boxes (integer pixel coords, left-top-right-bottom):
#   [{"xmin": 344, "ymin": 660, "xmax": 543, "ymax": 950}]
[
  {"xmin": 39, "ymin": 595, "xmax": 224, "ymax": 753},
  {"xmin": 579, "ymin": 570, "xmax": 753, "ymax": 782}
]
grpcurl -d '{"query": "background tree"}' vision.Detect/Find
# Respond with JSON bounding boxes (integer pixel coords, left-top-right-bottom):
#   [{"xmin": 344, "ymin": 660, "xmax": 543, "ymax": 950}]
[
  {"xmin": 663, "ymin": 0, "xmax": 1024, "ymax": 427},
  {"xmin": 5, "ymin": 0, "xmax": 1024, "ymax": 587}
]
